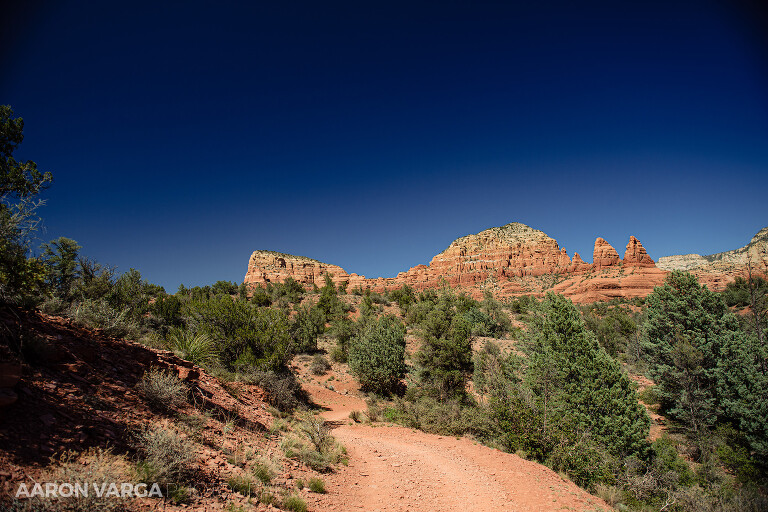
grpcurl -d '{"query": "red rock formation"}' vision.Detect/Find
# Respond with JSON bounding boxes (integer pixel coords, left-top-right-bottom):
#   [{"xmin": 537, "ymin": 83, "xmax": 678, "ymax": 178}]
[
  {"xmin": 623, "ymin": 236, "xmax": 655, "ymax": 268},
  {"xmin": 658, "ymin": 227, "xmax": 768, "ymax": 291},
  {"xmin": 243, "ymin": 223, "xmax": 670, "ymax": 303},
  {"xmin": 569, "ymin": 252, "xmax": 591, "ymax": 273},
  {"xmin": 593, "ymin": 238, "xmax": 621, "ymax": 270}
]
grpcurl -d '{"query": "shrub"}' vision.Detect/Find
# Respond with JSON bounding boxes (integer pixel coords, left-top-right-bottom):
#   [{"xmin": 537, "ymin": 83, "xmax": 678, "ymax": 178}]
[
  {"xmin": 69, "ymin": 298, "xmax": 137, "ymax": 338},
  {"xmin": 281, "ymin": 414, "xmax": 347, "ymax": 471},
  {"xmin": 134, "ymin": 425, "xmax": 196, "ymax": 486},
  {"xmin": 227, "ymin": 474, "xmax": 258, "ymax": 496},
  {"xmin": 310, "ymin": 354, "xmax": 331, "ymax": 375},
  {"xmin": 291, "ymin": 303, "xmax": 325, "ymax": 353},
  {"xmin": 137, "ymin": 368, "xmax": 187, "ymax": 413},
  {"xmin": 548, "ymin": 434, "xmax": 616, "ymax": 490},
  {"xmin": 329, "ymin": 344, "xmax": 347, "ymax": 363},
  {"xmin": 244, "ymin": 370, "xmax": 307, "ymax": 413},
  {"xmin": 307, "ymin": 477, "xmax": 326, "ymax": 493},
  {"xmin": 167, "ymin": 329, "xmax": 218, "ymax": 367},
  {"xmin": 415, "ymin": 314, "xmax": 474, "ymax": 400},
  {"xmin": 252, "ymin": 459, "xmax": 276, "ymax": 484},
  {"xmin": 184, "ymin": 296, "xmax": 292, "ymax": 371},
  {"xmin": 384, "ymin": 397, "xmax": 497, "ymax": 442},
  {"xmin": 282, "ymin": 494, "xmax": 307, "ymax": 512},
  {"xmin": 348, "ymin": 315, "xmax": 406, "ymax": 395},
  {"xmin": 33, "ymin": 447, "xmax": 134, "ymax": 512}
]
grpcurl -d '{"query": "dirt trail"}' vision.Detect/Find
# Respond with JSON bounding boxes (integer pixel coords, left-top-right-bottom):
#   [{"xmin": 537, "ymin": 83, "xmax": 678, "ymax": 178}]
[{"xmin": 301, "ymin": 382, "xmax": 609, "ymax": 512}]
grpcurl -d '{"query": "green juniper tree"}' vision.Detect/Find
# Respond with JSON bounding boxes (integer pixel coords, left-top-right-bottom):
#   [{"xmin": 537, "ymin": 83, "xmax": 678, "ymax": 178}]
[
  {"xmin": 0, "ymin": 105, "xmax": 52, "ymax": 302},
  {"xmin": 525, "ymin": 293, "xmax": 650, "ymax": 460},
  {"xmin": 348, "ymin": 315, "xmax": 406, "ymax": 395},
  {"xmin": 41, "ymin": 236, "xmax": 81, "ymax": 302}
]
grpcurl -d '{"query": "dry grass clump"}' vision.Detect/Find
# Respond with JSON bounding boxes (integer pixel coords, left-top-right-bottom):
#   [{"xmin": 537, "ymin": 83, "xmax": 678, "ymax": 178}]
[
  {"xmin": 280, "ymin": 414, "xmax": 347, "ymax": 471},
  {"xmin": 136, "ymin": 368, "xmax": 187, "ymax": 413},
  {"xmin": 68, "ymin": 298, "xmax": 138, "ymax": 338},
  {"xmin": 310, "ymin": 354, "xmax": 331, "ymax": 375},
  {"xmin": 26, "ymin": 447, "xmax": 136, "ymax": 512},
  {"xmin": 226, "ymin": 474, "xmax": 259, "ymax": 497},
  {"xmin": 307, "ymin": 477, "xmax": 326, "ymax": 494},
  {"xmin": 281, "ymin": 493, "xmax": 307, "ymax": 512},
  {"xmin": 134, "ymin": 425, "xmax": 196, "ymax": 487}
]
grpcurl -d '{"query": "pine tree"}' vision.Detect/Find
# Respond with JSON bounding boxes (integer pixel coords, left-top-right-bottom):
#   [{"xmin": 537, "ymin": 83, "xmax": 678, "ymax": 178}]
[
  {"xmin": 526, "ymin": 293, "xmax": 650, "ymax": 459},
  {"xmin": 642, "ymin": 271, "xmax": 740, "ymax": 434}
]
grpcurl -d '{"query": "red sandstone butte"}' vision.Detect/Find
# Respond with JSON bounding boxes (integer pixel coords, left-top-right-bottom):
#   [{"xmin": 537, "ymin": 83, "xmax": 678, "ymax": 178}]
[
  {"xmin": 623, "ymin": 235, "xmax": 656, "ymax": 268},
  {"xmin": 592, "ymin": 238, "xmax": 621, "ymax": 270},
  {"xmin": 243, "ymin": 223, "xmax": 680, "ymax": 303}
]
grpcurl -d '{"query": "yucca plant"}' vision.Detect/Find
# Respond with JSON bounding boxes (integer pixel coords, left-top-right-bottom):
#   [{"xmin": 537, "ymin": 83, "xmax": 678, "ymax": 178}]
[{"xmin": 168, "ymin": 328, "xmax": 218, "ymax": 367}]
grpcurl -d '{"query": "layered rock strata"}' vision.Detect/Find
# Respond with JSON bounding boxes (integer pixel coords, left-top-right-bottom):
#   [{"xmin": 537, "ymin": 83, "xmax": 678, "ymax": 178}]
[{"xmin": 244, "ymin": 223, "xmax": 670, "ymax": 303}]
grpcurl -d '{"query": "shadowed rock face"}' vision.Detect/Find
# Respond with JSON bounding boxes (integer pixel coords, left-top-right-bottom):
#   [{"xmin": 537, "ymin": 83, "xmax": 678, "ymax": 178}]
[
  {"xmin": 243, "ymin": 222, "xmax": 679, "ymax": 303},
  {"xmin": 658, "ymin": 226, "xmax": 768, "ymax": 290}
]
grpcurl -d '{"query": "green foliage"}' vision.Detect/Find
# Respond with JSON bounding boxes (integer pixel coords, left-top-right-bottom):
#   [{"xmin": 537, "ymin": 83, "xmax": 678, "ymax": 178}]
[
  {"xmin": 267, "ymin": 277, "xmax": 304, "ymax": 306},
  {"xmin": 291, "ymin": 303, "xmax": 325, "ymax": 353},
  {"xmin": 389, "ymin": 284, "xmax": 415, "ymax": 315},
  {"xmin": 721, "ymin": 276, "xmax": 768, "ymax": 308},
  {"xmin": 68, "ymin": 297, "xmax": 138, "ymax": 338},
  {"xmin": 385, "ymin": 396, "xmax": 498, "ymax": 442},
  {"xmin": 548, "ymin": 434, "xmax": 616, "ymax": 490},
  {"xmin": 250, "ymin": 285, "xmax": 272, "ymax": 306},
  {"xmin": 582, "ymin": 304, "xmax": 637, "ymax": 358},
  {"xmin": 227, "ymin": 474, "xmax": 258, "ymax": 496},
  {"xmin": 416, "ymin": 313, "xmax": 474, "ymax": 400},
  {"xmin": 642, "ymin": 271, "xmax": 745, "ymax": 434},
  {"xmin": 310, "ymin": 353, "xmax": 331, "ymax": 375},
  {"xmin": 151, "ymin": 293, "xmax": 183, "ymax": 326},
  {"xmin": 328, "ymin": 316, "xmax": 356, "ymax": 361},
  {"xmin": 716, "ymin": 329, "xmax": 768, "ymax": 462},
  {"xmin": 40, "ymin": 237, "xmax": 81, "ymax": 301},
  {"xmin": 472, "ymin": 340, "xmax": 520, "ymax": 397},
  {"xmin": 251, "ymin": 460, "xmax": 276, "ymax": 484},
  {"xmin": 281, "ymin": 414, "xmax": 347, "ymax": 471},
  {"xmin": 525, "ymin": 293, "xmax": 650, "ymax": 459},
  {"xmin": 316, "ymin": 274, "xmax": 345, "ymax": 320},
  {"xmin": 74, "ymin": 257, "xmax": 116, "ymax": 302},
  {"xmin": 348, "ymin": 315, "xmax": 406, "ymax": 395},
  {"xmin": 167, "ymin": 328, "xmax": 218, "ymax": 367},
  {"xmin": 184, "ymin": 295, "xmax": 292, "ymax": 371},
  {"xmin": 107, "ymin": 268, "xmax": 162, "ymax": 321},
  {"xmin": 211, "ymin": 280, "xmax": 238, "ymax": 296},
  {"xmin": 0, "ymin": 105, "xmax": 52, "ymax": 303},
  {"xmin": 508, "ymin": 294, "xmax": 536, "ymax": 314},
  {"xmin": 307, "ymin": 477, "xmax": 326, "ymax": 493},
  {"xmin": 244, "ymin": 370, "xmax": 307, "ymax": 412},
  {"xmin": 281, "ymin": 494, "xmax": 307, "ymax": 512},
  {"xmin": 0, "ymin": 105, "xmax": 52, "ymax": 200}
]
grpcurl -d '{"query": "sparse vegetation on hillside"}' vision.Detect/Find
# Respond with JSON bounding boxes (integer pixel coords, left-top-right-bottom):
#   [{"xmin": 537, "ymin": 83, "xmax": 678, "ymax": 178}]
[{"xmin": 3, "ymin": 105, "xmax": 767, "ymax": 512}]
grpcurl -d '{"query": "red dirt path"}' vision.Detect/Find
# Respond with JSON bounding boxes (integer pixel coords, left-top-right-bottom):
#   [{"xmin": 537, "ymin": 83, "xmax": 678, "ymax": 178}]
[{"xmin": 300, "ymin": 376, "xmax": 610, "ymax": 512}]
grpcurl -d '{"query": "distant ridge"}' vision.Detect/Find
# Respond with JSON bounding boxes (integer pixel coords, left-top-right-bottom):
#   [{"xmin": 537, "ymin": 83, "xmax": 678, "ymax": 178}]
[
  {"xmin": 244, "ymin": 222, "xmax": 674, "ymax": 303},
  {"xmin": 657, "ymin": 226, "xmax": 768, "ymax": 290}
]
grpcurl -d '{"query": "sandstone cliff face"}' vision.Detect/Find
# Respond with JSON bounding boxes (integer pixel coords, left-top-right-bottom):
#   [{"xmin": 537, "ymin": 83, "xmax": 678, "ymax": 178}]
[
  {"xmin": 243, "ymin": 223, "xmax": 671, "ymax": 303},
  {"xmin": 593, "ymin": 238, "xmax": 621, "ymax": 270},
  {"xmin": 623, "ymin": 236, "xmax": 656, "ymax": 268},
  {"xmin": 657, "ymin": 227, "xmax": 768, "ymax": 290}
]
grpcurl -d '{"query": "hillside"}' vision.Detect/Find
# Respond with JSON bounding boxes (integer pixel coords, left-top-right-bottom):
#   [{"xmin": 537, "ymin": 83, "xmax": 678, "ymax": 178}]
[
  {"xmin": 0, "ymin": 306, "xmax": 611, "ymax": 511},
  {"xmin": 658, "ymin": 226, "xmax": 768, "ymax": 290}
]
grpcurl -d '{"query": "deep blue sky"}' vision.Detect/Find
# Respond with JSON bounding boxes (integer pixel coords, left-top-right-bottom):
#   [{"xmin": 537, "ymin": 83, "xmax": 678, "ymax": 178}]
[{"xmin": 2, "ymin": 1, "xmax": 767, "ymax": 291}]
